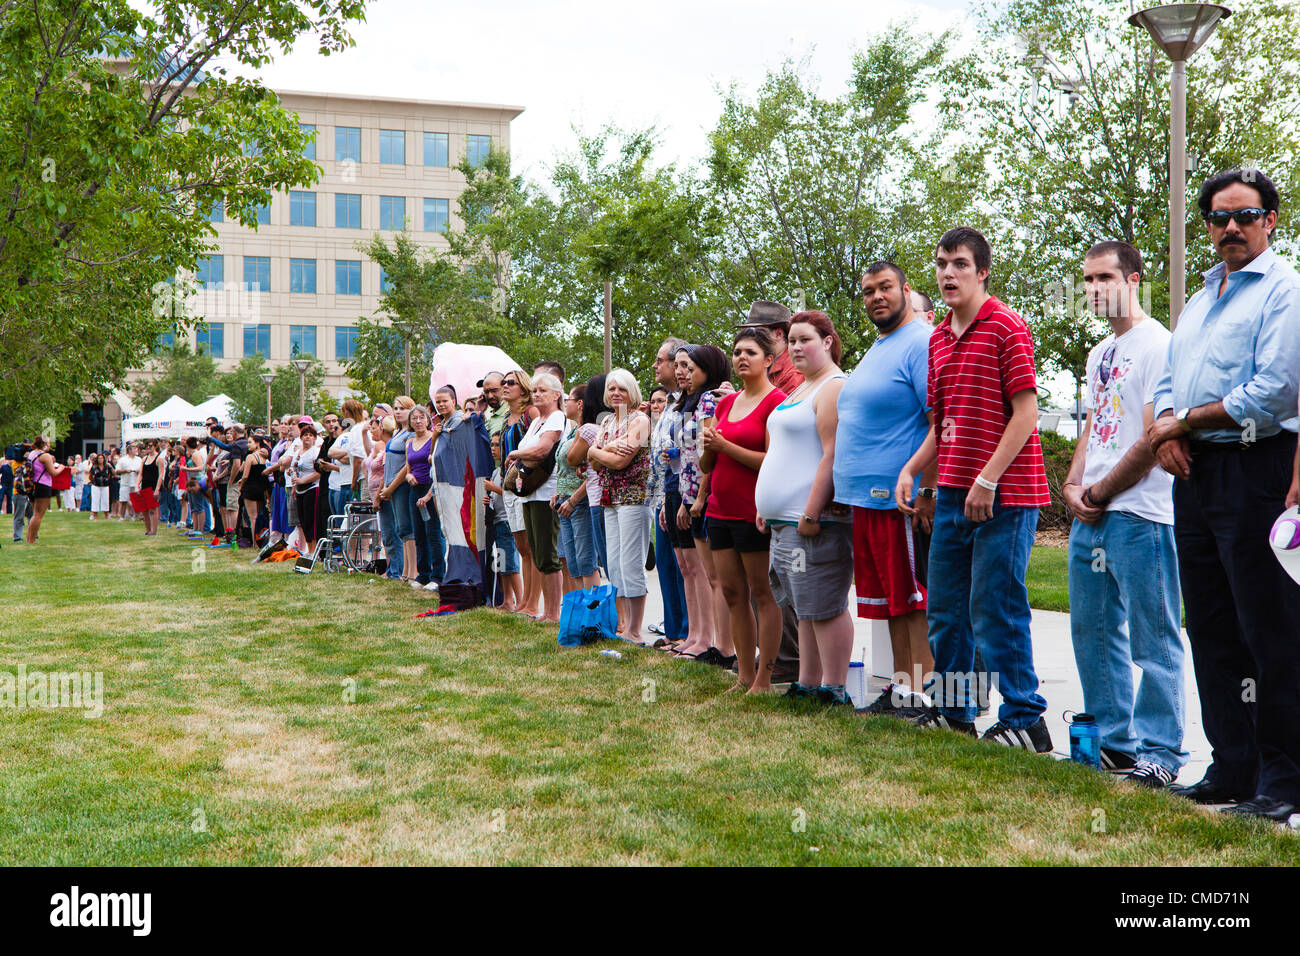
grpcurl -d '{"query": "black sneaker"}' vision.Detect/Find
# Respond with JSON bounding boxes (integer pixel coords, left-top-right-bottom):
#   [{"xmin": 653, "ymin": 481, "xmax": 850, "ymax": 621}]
[
  {"xmin": 1100, "ymin": 748, "xmax": 1138, "ymax": 774},
  {"xmin": 1219, "ymin": 795, "xmax": 1296, "ymax": 822},
  {"xmin": 815, "ymin": 687, "xmax": 853, "ymax": 706},
  {"xmin": 1127, "ymin": 760, "xmax": 1176, "ymax": 789},
  {"xmin": 907, "ymin": 707, "xmax": 976, "ymax": 737},
  {"xmin": 858, "ymin": 687, "xmax": 900, "ymax": 716},
  {"xmin": 982, "ymin": 717, "xmax": 1053, "ymax": 753}
]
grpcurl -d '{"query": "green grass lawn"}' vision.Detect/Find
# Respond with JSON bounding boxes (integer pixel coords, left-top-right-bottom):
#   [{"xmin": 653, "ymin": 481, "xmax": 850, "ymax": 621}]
[
  {"xmin": 1027, "ymin": 542, "xmax": 1070, "ymax": 612},
  {"xmin": 1, "ymin": 511, "xmax": 1292, "ymax": 865}
]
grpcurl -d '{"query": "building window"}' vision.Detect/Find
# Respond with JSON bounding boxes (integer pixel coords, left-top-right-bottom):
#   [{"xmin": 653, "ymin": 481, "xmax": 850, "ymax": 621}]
[
  {"xmin": 466, "ymin": 134, "xmax": 491, "ymax": 167},
  {"xmin": 289, "ymin": 325, "xmax": 317, "ymax": 358},
  {"xmin": 299, "ymin": 123, "xmax": 316, "ymax": 161},
  {"xmin": 289, "ymin": 191, "xmax": 316, "ymax": 227},
  {"xmin": 155, "ymin": 328, "xmax": 175, "ymax": 351},
  {"xmin": 197, "ymin": 322, "xmax": 224, "ymax": 358},
  {"xmin": 335, "ymin": 193, "xmax": 361, "ymax": 229},
  {"xmin": 336, "ymin": 326, "xmax": 359, "ymax": 361},
  {"xmin": 424, "ymin": 197, "xmax": 449, "ymax": 234},
  {"xmin": 424, "ymin": 132, "xmax": 449, "ymax": 167},
  {"xmin": 195, "ymin": 255, "xmax": 223, "ymax": 288},
  {"xmin": 208, "ymin": 199, "xmax": 223, "ymax": 222},
  {"xmin": 243, "ymin": 256, "xmax": 271, "ymax": 292},
  {"xmin": 243, "ymin": 323, "xmax": 270, "ymax": 359},
  {"xmin": 379, "ymin": 266, "xmax": 391, "ymax": 293},
  {"xmin": 379, "ymin": 195, "xmax": 405, "ymax": 231},
  {"xmin": 335, "ymin": 126, "xmax": 360, "ymax": 163},
  {"xmin": 335, "ymin": 260, "xmax": 361, "ymax": 295},
  {"xmin": 253, "ymin": 200, "xmax": 270, "ymax": 225},
  {"xmin": 379, "ymin": 129, "xmax": 406, "ymax": 165},
  {"xmin": 289, "ymin": 258, "xmax": 317, "ymax": 294}
]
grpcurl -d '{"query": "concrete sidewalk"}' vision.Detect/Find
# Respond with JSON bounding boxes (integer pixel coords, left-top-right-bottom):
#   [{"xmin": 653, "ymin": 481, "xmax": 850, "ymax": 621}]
[{"xmin": 638, "ymin": 569, "xmax": 1209, "ymax": 783}]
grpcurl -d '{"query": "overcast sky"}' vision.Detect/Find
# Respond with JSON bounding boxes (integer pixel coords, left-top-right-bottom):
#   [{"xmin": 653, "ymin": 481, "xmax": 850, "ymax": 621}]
[{"xmin": 253, "ymin": 0, "xmax": 977, "ymax": 180}]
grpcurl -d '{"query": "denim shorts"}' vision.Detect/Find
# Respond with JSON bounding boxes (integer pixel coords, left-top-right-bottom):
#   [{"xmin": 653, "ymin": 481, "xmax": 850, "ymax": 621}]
[
  {"xmin": 491, "ymin": 519, "xmax": 521, "ymax": 575},
  {"xmin": 558, "ymin": 498, "xmax": 596, "ymax": 577}
]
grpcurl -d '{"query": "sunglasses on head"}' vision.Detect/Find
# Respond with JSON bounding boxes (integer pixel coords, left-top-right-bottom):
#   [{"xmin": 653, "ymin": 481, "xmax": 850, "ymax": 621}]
[{"xmin": 1206, "ymin": 207, "xmax": 1267, "ymax": 227}]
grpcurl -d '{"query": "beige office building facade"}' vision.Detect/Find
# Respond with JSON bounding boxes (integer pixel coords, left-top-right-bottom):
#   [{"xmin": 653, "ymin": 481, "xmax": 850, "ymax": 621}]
[{"xmin": 91, "ymin": 88, "xmax": 522, "ymax": 453}]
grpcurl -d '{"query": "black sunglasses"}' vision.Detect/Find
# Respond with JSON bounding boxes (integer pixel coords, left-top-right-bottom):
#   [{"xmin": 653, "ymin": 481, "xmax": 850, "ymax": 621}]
[
  {"xmin": 1206, "ymin": 207, "xmax": 1267, "ymax": 228},
  {"xmin": 501, "ymin": 378, "xmax": 519, "ymax": 387}
]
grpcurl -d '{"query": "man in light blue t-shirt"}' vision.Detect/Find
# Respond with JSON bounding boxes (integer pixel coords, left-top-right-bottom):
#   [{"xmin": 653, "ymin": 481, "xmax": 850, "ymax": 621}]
[{"xmin": 835, "ymin": 261, "xmax": 937, "ymax": 714}]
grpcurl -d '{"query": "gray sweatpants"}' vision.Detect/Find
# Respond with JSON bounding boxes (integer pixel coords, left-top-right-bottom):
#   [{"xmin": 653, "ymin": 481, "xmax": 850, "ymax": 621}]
[{"xmin": 12, "ymin": 494, "xmax": 29, "ymax": 540}]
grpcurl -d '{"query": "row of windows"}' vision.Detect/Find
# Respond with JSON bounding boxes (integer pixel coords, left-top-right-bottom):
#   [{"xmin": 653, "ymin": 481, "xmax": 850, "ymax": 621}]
[
  {"xmin": 194, "ymin": 256, "xmax": 392, "ymax": 295},
  {"xmin": 164, "ymin": 323, "xmax": 361, "ymax": 362},
  {"xmin": 209, "ymin": 194, "xmax": 450, "ymax": 232},
  {"xmin": 298, "ymin": 125, "xmax": 491, "ymax": 167}
]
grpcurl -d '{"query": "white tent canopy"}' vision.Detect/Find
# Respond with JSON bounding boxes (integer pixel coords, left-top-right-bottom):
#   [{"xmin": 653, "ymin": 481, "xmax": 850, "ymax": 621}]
[
  {"xmin": 190, "ymin": 393, "xmax": 235, "ymax": 424},
  {"xmin": 121, "ymin": 395, "xmax": 208, "ymax": 443}
]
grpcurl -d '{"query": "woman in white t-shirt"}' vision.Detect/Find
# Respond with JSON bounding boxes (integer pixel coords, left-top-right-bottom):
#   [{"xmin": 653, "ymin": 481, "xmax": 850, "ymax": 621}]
[
  {"xmin": 290, "ymin": 422, "xmax": 323, "ymax": 553},
  {"xmin": 504, "ymin": 373, "xmax": 567, "ymax": 622}
]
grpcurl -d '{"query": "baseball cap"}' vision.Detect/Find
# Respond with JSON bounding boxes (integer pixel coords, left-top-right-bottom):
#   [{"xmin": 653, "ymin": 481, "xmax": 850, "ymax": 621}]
[
  {"xmin": 298, "ymin": 416, "xmax": 314, "ymax": 426},
  {"xmin": 475, "ymin": 371, "xmax": 505, "ymax": 388},
  {"xmin": 1269, "ymin": 506, "xmax": 1300, "ymax": 585}
]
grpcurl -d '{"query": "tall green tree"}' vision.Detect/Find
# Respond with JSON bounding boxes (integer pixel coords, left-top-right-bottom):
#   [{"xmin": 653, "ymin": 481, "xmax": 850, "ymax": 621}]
[
  {"xmin": 702, "ymin": 26, "xmax": 958, "ymax": 365},
  {"xmin": 0, "ymin": 0, "xmax": 367, "ymax": 438},
  {"xmin": 222, "ymin": 354, "xmax": 324, "ymax": 426},
  {"xmin": 134, "ymin": 340, "xmax": 222, "ymax": 409},
  {"xmin": 504, "ymin": 127, "xmax": 715, "ymax": 385},
  {"xmin": 953, "ymin": 0, "xmax": 1300, "ymax": 399}
]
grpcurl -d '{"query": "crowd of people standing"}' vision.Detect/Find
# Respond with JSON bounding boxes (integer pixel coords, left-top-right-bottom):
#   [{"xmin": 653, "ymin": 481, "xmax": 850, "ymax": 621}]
[{"xmin": 8, "ymin": 167, "xmax": 1299, "ymax": 824}]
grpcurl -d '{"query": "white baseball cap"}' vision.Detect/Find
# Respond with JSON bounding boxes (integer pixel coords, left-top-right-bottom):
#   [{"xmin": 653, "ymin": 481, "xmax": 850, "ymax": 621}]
[{"xmin": 1269, "ymin": 506, "xmax": 1300, "ymax": 585}]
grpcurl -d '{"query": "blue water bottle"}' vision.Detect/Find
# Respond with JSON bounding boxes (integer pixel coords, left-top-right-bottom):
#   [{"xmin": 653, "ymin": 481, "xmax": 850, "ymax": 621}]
[{"xmin": 1067, "ymin": 712, "xmax": 1100, "ymax": 768}]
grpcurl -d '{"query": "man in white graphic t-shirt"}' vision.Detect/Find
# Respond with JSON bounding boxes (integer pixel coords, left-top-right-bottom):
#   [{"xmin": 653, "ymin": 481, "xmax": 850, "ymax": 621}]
[{"xmin": 1062, "ymin": 240, "xmax": 1187, "ymax": 789}]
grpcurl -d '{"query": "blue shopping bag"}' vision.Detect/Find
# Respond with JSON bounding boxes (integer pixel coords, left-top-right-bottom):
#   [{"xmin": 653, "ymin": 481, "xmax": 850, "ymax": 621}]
[{"xmin": 558, "ymin": 584, "xmax": 619, "ymax": 647}]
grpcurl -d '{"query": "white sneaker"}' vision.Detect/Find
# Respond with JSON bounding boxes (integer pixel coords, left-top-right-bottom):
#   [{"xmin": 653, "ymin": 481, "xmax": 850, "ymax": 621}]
[
  {"xmin": 409, "ymin": 580, "xmax": 423, "ymax": 589},
  {"xmin": 423, "ymin": 581, "xmax": 440, "ymax": 592}
]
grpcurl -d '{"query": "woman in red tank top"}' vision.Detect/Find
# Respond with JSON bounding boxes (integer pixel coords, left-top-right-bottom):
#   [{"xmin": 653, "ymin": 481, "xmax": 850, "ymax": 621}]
[{"xmin": 700, "ymin": 327, "xmax": 786, "ymax": 694}]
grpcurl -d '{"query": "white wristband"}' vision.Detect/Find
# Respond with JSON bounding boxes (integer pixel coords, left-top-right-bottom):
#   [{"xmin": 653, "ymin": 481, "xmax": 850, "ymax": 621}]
[{"xmin": 973, "ymin": 474, "xmax": 998, "ymax": 492}]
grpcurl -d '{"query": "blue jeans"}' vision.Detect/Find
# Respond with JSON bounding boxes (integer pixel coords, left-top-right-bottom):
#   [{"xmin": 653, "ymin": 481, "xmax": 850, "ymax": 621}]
[
  {"xmin": 80, "ymin": 483, "xmax": 92, "ymax": 511},
  {"xmin": 1068, "ymin": 511, "xmax": 1187, "ymax": 773},
  {"xmin": 379, "ymin": 497, "xmax": 404, "ymax": 579},
  {"xmin": 392, "ymin": 483, "xmax": 414, "ymax": 541},
  {"xmin": 558, "ymin": 498, "xmax": 596, "ymax": 577},
  {"xmin": 927, "ymin": 487, "xmax": 1046, "ymax": 727},
  {"xmin": 590, "ymin": 501, "xmax": 607, "ymax": 576},
  {"xmin": 329, "ymin": 487, "xmax": 350, "ymax": 519},
  {"xmin": 409, "ymin": 481, "xmax": 446, "ymax": 585},
  {"xmin": 655, "ymin": 505, "xmax": 689, "ymax": 642},
  {"xmin": 193, "ymin": 493, "xmax": 211, "ymax": 532}
]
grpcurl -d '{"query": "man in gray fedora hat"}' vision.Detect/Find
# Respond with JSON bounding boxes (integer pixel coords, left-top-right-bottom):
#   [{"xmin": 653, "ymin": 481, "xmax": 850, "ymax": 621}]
[{"xmin": 737, "ymin": 300, "xmax": 804, "ymax": 394}]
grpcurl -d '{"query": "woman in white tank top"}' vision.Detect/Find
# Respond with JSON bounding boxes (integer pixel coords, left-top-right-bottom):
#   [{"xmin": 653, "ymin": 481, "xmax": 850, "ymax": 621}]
[{"xmin": 753, "ymin": 311, "xmax": 856, "ymax": 704}]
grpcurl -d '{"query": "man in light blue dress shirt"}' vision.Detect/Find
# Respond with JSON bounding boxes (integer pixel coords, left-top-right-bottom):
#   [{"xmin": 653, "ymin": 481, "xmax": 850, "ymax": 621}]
[{"xmin": 1149, "ymin": 168, "xmax": 1300, "ymax": 822}]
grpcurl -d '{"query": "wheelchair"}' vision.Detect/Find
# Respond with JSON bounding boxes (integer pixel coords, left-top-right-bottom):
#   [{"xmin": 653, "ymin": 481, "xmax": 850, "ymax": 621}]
[{"xmin": 313, "ymin": 500, "xmax": 384, "ymax": 574}]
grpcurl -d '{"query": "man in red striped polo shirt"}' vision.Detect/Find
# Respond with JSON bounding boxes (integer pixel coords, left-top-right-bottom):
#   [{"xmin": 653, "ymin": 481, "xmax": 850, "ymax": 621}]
[{"xmin": 896, "ymin": 226, "xmax": 1054, "ymax": 752}]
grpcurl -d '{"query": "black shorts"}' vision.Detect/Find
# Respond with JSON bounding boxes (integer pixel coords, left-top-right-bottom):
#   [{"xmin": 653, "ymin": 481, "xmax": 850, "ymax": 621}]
[
  {"xmin": 32, "ymin": 484, "xmax": 53, "ymax": 499},
  {"xmin": 705, "ymin": 516, "xmax": 769, "ymax": 554},
  {"xmin": 664, "ymin": 492, "xmax": 702, "ymax": 550}
]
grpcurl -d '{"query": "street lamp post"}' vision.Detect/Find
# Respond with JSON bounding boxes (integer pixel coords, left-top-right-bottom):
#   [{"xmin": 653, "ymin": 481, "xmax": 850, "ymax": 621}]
[
  {"xmin": 1128, "ymin": 3, "xmax": 1232, "ymax": 329},
  {"xmin": 291, "ymin": 359, "xmax": 311, "ymax": 417},
  {"xmin": 259, "ymin": 372, "xmax": 275, "ymax": 433}
]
